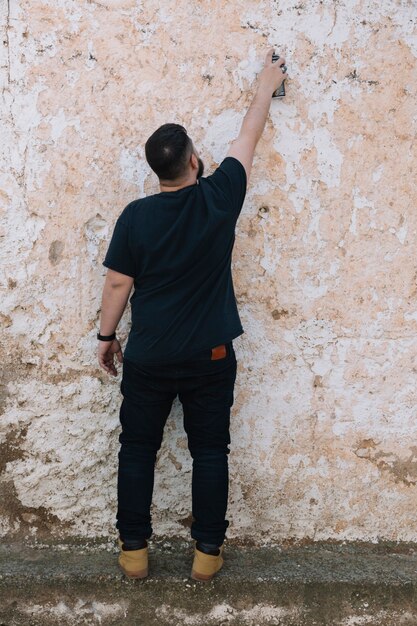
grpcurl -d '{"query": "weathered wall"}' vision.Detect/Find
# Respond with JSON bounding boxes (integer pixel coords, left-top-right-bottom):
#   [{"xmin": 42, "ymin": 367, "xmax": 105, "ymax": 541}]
[{"xmin": 1, "ymin": 0, "xmax": 416, "ymax": 543}]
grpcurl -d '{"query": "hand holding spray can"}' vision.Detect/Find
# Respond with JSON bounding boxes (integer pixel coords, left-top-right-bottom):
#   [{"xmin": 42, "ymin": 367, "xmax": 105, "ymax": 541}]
[{"xmin": 272, "ymin": 52, "xmax": 287, "ymax": 98}]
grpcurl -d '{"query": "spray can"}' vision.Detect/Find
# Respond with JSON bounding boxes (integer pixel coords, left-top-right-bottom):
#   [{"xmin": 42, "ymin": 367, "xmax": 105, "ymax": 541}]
[{"xmin": 272, "ymin": 52, "xmax": 287, "ymax": 98}]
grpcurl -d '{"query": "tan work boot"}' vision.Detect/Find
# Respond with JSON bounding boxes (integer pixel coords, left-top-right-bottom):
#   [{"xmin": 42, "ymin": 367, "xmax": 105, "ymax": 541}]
[
  {"xmin": 117, "ymin": 538, "xmax": 148, "ymax": 579},
  {"xmin": 191, "ymin": 541, "xmax": 224, "ymax": 582}
]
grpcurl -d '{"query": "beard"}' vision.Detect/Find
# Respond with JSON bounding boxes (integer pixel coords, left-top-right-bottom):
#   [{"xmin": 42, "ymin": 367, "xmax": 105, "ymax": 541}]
[{"xmin": 197, "ymin": 157, "xmax": 205, "ymax": 179}]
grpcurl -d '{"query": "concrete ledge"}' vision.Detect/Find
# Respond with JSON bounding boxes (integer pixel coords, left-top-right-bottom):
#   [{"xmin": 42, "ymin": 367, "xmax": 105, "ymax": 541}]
[{"xmin": 1, "ymin": 539, "xmax": 417, "ymax": 625}]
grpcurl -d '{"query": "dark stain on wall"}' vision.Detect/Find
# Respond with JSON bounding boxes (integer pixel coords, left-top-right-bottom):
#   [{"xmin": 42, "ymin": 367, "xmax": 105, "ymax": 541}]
[
  {"xmin": 48, "ymin": 240, "xmax": 64, "ymax": 265},
  {"xmin": 0, "ymin": 480, "xmax": 70, "ymax": 540},
  {"xmin": 0, "ymin": 427, "xmax": 28, "ymax": 474},
  {"xmin": 0, "ymin": 427, "xmax": 73, "ymax": 540},
  {"xmin": 271, "ymin": 308, "xmax": 289, "ymax": 320},
  {"xmin": 355, "ymin": 439, "xmax": 417, "ymax": 487},
  {"xmin": 178, "ymin": 513, "xmax": 193, "ymax": 530}
]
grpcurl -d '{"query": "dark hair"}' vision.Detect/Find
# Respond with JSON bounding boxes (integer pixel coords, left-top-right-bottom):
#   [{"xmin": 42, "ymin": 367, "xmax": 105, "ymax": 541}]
[{"xmin": 145, "ymin": 123, "xmax": 193, "ymax": 181}]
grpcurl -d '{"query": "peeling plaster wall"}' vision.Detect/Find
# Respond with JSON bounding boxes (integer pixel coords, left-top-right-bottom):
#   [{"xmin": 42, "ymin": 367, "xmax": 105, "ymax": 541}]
[{"xmin": 1, "ymin": 0, "xmax": 416, "ymax": 543}]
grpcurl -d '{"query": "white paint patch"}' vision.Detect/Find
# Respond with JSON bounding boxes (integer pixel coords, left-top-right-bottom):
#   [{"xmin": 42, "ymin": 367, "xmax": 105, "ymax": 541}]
[
  {"xmin": 0, "ymin": 207, "xmax": 46, "ymax": 269},
  {"xmin": 292, "ymin": 318, "xmax": 338, "ymax": 372},
  {"xmin": 65, "ymin": 70, "xmax": 80, "ymax": 87},
  {"xmin": 271, "ymin": 103, "xmax": 307, "ymax": 188},
  {"xmin": 313, "ymin": 126, "xmax": 343, "ymax": 188},
  {"xmin": 12, "ymin": 84, "xmax": 45, "ymax": 140},
  {"xmin": 395, "ymin": 224, "xmax": 407, "ymax": 245},
  {"xmin": 25, "ymin": 149, "xmax": 52, "ymax": 193},
  {"xmin": 259, "ymin": 237, "xmax": 282, "ymax": 275},
  {"xmin": 200, "ymin": 55, "xmax": 216, "ymax": 78},
  {"xmin": 350, "ymin": 190, "xmax": 374, "ymax": 236},
  {"xmin": 47, "ymin": 107, "xmax": 82, "ymax": 141},
  {"xmin": 233, "ymin": 45, "xmax": 263, "ymax": 91},
  {"xmin": 119, "ymin": 146, "xmax": 148, "ymax": 196},
  {"xmin": 36, "ymin": 31, "xmax": 58, "ymax": 59},
  {"xmin": 246, "ymin": 178, "xmax": 274, "ymax": 200},
  {"xmin": 132, "ymin": 10, "xmax": 157, "ymax": 45},
  {"xmin": 202, "ymin": 109, "xmax": 244, "ymax": 163},
  {"xmin": 179, "ymin": 60, "xmax": 193, "ymax": 76},
  {"xmin": 347, "ymin": 134, "xmax": 364, "ymax": 149},
  {"xmin": 84, "ymin": 214, "xmax": 109, "ymax": 262},
  {"xmin": 303, "ymin": 196, "xmax": 325, "ymax": 248},
  {"xmin": 372, "ymin": 165, "xmax": 384, "ymax": 183},
  {"xmin": 404, "ymin": 310, "xmax": 417, "ymax": 322},
  {"xmin": 288, "ymin": 258, "xmax": 330, "ymax": 299},
  {"xmin": 307, "ymin": 75, "xmax": 357, "ymax": 125},
  {"xmin": 246, "ymin": 0, "xmax": 354, "ymax": 53}
]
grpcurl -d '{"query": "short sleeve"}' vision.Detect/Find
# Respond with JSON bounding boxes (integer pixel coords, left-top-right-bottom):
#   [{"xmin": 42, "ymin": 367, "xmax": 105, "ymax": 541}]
[
  {"xmin": 102, "ymin": 211, "xmax": 136, "ymax": 278},
  {"xmin": 205, "ymin": 156, "xmax": 247, "ymax": 218}
]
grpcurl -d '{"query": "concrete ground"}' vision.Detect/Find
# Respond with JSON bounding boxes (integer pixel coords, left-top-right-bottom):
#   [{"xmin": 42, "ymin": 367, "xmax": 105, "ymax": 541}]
[{"xmin": 1, "ymin": 538, "xmax": 417, "ymax": 625}]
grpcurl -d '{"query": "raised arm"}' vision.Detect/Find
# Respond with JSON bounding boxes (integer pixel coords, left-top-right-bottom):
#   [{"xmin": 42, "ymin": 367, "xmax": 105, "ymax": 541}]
[{"xmin": 227, "ymin": 48, "xmax": 288, "ymax": 184}]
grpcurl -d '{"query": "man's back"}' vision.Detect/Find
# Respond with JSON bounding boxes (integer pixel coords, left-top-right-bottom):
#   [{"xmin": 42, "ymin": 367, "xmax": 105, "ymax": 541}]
[{"xmin": 103, "ymin": 156, "xmax": 247, "ymax": 364}]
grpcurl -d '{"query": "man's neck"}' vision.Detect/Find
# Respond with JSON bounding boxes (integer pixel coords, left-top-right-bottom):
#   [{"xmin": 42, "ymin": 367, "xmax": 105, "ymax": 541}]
[{"xmin": 159, "ymin": 175, "xmax": 197, "ymax": 193}]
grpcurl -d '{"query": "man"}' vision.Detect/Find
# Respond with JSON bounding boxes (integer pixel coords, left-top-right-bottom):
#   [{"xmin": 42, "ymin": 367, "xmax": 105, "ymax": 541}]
[{"xmin": 98, "ymin": 49, "xmax": 287, "ymax": 582}]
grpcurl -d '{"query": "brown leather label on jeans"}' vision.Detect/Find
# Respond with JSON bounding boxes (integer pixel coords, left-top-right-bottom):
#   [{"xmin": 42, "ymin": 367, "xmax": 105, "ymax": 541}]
[{"xmin": 211, "ymin": 344, "xmax": 227, "ymax": 360}]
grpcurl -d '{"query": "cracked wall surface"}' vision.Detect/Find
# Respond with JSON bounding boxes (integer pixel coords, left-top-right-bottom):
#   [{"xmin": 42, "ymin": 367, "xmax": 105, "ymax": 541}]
[{"xmin": 1, "ymin": 0, "xmax": 416, "ymax": 542}]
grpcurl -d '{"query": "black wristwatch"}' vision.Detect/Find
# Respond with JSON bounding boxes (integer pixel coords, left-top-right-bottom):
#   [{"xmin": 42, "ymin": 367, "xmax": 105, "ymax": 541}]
[{"xmin": 97, "ymin": 332, "xmax": 116, "ymax": 342}]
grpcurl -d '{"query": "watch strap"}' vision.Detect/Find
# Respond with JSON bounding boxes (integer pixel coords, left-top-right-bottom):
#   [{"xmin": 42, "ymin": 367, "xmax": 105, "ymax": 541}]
[{"xmin": 97, "ymin": 332, "xmax": 116, "ymax": 342}]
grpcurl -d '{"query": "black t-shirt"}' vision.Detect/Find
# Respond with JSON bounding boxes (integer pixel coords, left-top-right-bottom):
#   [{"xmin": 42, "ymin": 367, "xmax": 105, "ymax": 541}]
[{"xmin": 102, "ymin": 156, "xmax": 247, "ymax": 364}]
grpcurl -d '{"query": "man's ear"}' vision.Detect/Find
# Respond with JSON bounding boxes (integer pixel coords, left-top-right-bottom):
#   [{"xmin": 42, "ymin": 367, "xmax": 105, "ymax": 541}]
[{"xmin": 190, "ymin": 152, "xmax": 198, "ymax": 171}]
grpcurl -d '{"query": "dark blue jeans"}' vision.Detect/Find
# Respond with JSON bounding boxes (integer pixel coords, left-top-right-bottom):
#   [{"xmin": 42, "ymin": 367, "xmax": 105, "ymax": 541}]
[{"xmin": 116, "ymin": 341, "xmax": 237, "ymax": 546}]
